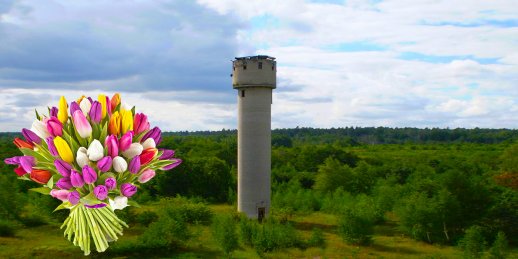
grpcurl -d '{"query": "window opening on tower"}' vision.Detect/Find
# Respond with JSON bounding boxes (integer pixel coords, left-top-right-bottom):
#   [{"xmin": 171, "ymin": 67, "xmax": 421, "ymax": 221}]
[
  {"xmin": 258, "ymin": 62, "xmax": 263, "ymax": 69},
  {"xmin": 241, "ymin": 90, "xmax": 245, "ymax": 97}
]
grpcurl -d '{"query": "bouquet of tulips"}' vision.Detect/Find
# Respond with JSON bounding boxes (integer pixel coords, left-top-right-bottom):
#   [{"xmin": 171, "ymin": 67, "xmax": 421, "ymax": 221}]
[{"xmin": 4, "ymin": 93, "xmax": 181, "ymax": 255}]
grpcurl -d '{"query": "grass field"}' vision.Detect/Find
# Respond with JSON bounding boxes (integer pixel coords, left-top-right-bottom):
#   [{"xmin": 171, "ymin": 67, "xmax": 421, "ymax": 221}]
[{"xmin": 3, "ymin": 203, "xmax": 514, "ymax": 259}]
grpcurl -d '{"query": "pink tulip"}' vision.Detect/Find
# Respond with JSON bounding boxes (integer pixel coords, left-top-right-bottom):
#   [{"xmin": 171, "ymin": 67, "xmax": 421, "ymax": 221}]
[
  {"xmin": 138, "ymin": 169, "xmax": 156, "ymax": 183},
  {"xmin": 46, "ymin": 117, "xmax": 63, "ymax": 137},
  {"xmin": 105, "ymin": 135, "xmax": 119, "ymax": 157},
  {"xmin": 133, "ymin": 113, "xmax": 150, "ymax": 135},
  {"xmin": 50, "ymin": 189, "xmax": 70, "ymax": 201},
  {"xmin": 73, "ymin": 110, "xmax": 92, "ymax": 138},
  {"xmin": 119, "ymin": 131, "xmax": 133, "ymax": 152}
]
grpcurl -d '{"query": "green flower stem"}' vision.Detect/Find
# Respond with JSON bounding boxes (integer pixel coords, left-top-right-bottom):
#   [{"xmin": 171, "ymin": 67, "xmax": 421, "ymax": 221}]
[
  {"xmin": 91, "ymin": 208, "xmax": 118, "ymax": 241},
  {"xmin": 85, "ymin": 206, "xmax": 108, "ymax": 252}
]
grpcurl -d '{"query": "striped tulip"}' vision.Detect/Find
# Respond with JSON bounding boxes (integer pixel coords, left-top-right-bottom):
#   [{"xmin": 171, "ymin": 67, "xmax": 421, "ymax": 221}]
[
  {"xmin": 140, "ymin": 148, "xmax": 157, "ymax": 165},
  {"xmin": 54, "ymin": 136, "xmax": 74, "ymax": 163},
  {"xmin": 57, "ymin": 96, "xmax": 68, "ymax": 124},
  {"xmin": 111, "ymin": 93, "xmax": 120, "ymax": 111},
  {"xmin": 72, "ymin": 110, "xmax": 92, "ymax": 138}
]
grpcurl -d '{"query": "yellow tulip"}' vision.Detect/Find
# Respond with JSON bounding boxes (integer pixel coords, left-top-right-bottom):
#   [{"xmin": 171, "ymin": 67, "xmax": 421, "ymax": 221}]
[
  {"xmin": 54, "ymin": 136, "xmax": 74, "ymax": 163},
  {"xmin": 57, "ymin": 96, "xmax": 68, "ymax": 123},
  {"xmin": 109, "ymin": 111, "xmax": 121, "ymax": 136},
  {"xmin": 120, "ymin": 109, "xmax": 133, "ymax": 134},
  {"xmin": 99, "ymin": 94, "xmax": 107, "ymax": 119}
]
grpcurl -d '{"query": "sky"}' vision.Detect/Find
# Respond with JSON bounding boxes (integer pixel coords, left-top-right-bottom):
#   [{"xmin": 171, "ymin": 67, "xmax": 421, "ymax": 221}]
[{"xmin": 0, "ymin": 0, "xmax": 517, "ymax": 132}]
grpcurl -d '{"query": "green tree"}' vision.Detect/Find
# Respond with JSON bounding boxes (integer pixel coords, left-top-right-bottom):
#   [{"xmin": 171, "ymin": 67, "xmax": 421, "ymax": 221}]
[
  {"xmin": 337, "ymin": 210, "xmax": 373, "ymax": 245},
  {"xmin": 212, "ymin": 215, "xmax": 239, "ymax": 257},
  {"xmin": 459, "ymin": 225, "xmax": 486, "ymax": 259},
  {"xmin": 314, "ymin": 158, "xmax": 353, "ymax": 193},
  {"xmin": 488, "ymin": 231, "xmax": 508, "ymax": 259}
]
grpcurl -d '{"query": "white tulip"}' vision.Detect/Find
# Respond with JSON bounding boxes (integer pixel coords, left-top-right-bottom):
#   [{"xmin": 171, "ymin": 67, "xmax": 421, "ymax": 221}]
[
  {"xmin": 87, "ymin": 139, "xmax": 104, "ymax": 161},
  {"xmin": 79, "ymin": 98, "xmax": 92, "ymax": 117},
  {"xmin": 76, "ymin": 147, "xmax": 90, "ymax": 168},
  {"xmin": 109, "ymin": 196, "xmax": 128, "ymax": 211},
  {"xmin": 31, "ymin": 120, "xmax": 50, "ymax": 139},
  {"xmin": 113, "ymin": 156, "xmax": 127, "ymax": 173},
  {"xmin": 121, "ymin": 102, "xmax": 132, "ymax": 111},
  {"xmin": 141, "ymin": 138, "xmax": 156, "ymax": 150},
  {"xmin": 122, "ymin": 143, "xmax": 143, "ymax": 159}
]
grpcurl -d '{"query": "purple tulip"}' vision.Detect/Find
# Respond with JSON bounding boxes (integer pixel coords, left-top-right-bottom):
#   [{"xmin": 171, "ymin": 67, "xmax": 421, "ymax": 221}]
[
  {"xmin": 46, "ymin": 116, "xmax": 63, "ymax": 137},
  {"xmin": 82, "ymin": 165, "xmax": 97, "ymax": 184},
  {"xmin": 89, "ymin": 101, "xmax": 102, "ymax": 123},
  {"xmin": 19, "ymin": 156, "xmax": 35, "ymax": 173},
  {"xmin": 97, "ymin": 156, "xmax": 112, "ymax": 172},
  {"xmin": 85, "ymin": 203, "xmax": 107, "ymax": 209},
  {"xmin": 4, "ymin": 156, "xmax": 20, "ymax": 165},
  {"xmin": 128, "ymin": 156, "xmax": 141, "ymax": 174},
  {"xmin": 94, "ymin": 185, "xmax": 108, "ymax": 200},
  {"xmin": 70, "ymin": 101, "xmax": 81, "ymax": 116},
  {"xmin": 56, "ymin": 177, "xmax": 73, "ymax": 190},
  {"xmin": 22, "ymin": 128, "xmax": 41, "ymax": 144},
  {"xmin": 54, "ymin": 159, "xmax": 72, "ymax": 177},
  {"xmin": 120, "ymin": 183, "xmax": 137, "ymax": 197},
  {"xmin": 70, "ymin": 169, "xmax": 84, "ymax": 188},
  {"xmin": 87, "ymin": 97, "xmax": 93, "ymax": 103},
  {"xmin": 141, "ymin": 126, "xmax": 162, "ymax": 145},
  {"xmin": 50, "ymin": 106, "xmax": 58, "ymax": 117},
  {"xmin": 46, "ymin": 137, "xmax": 59, "ymax": 156},
  {"xmin": 68, "ymin": 191, "xmax": 80, "ymax": 205},
  {"xmin": 119, "ymin": 131, "xmax": 133, "ymax": 152},
  {"xmin": 159, "ymin": 149, "xmax": 175, "ymax": 160},
  {"xmin": 163, "ymin": 159, "xmax": 182, "ymax": 170},
  {"xmin": 105, "ymin": 177, "xmax": 117, "ymax": 190},
  {"xmin": 105, "ymin": 135, "xmax": 119, "ymax": 158},
  {"xmin": 138, "ymin": 169, "xmax": 156, "ymax": 183}
]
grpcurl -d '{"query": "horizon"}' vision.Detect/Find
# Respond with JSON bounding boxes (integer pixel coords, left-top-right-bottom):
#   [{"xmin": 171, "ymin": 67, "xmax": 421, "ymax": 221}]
[{"xmin": 1, "ymin": 1, "xmax": 517, "ymax": 132}]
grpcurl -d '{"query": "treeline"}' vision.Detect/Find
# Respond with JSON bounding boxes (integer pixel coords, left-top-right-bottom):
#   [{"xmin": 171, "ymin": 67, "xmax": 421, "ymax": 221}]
[{"xmin": 164, "ymin": 127, "xmax": 518, "ymax": 145}]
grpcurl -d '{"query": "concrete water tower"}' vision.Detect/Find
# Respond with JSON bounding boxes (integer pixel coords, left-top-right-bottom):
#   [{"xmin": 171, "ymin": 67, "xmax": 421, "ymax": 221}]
[{"xmin": 232, "ymin": 55, "xmax": 276, "ymax": 220}]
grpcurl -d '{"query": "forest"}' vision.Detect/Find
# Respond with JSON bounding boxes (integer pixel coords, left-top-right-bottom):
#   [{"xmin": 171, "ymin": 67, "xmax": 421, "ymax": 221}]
[{"xmin": 0, "ymin": 127, "xmax": 517, "ymax": 258}]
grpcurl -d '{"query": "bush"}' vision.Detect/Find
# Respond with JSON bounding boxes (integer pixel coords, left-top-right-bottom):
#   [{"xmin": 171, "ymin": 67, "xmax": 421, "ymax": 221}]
[
  {"xmin": 239, "ymin": 215, "xmax": 256, "ymax": 246},
  {"xmin": 488, "ymin": 231, "xmax": 508, "ymax": 259},
  {"xmin": 337, "ymin": 210, "xmax": 373, "ymax": 245},
  {"xmin": 307, "ymin": 227, "xmax": 325, "ymax": 248},
  {"xmin": 138, "ymin": 216, "xmax": 190, "ymax": 249},
  {"xmin": 20, "ymin": 214, "xmax": 47, "ymax": 227},
  {"xmin": 159, "ymin": 197, "xmax": 213, "ymax": 225},
  {"xmin": 0, "ymin": 220, "xmax": 15, "ymax": 237},
  {"xmin": 211, "ymin": 215, "xmax": 239, "ymax": 256},
  {"xmin": 459, "ymin": 225, "xmax": 486, "ymax": 259},
  {"xmin": 239, "ymin": 216, "xmax": 302, "ymax": 254},
  {"xmin": 136, "ymin": 211, "xmax": 158, "ymax": 226}
]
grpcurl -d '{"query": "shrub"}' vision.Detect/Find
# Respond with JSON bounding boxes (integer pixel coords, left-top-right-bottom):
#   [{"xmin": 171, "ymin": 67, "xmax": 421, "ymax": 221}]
[
  {"xmin": 337, "ymin": 210, "xmax": 373, "ymax": 245},
  {"xmin": 20, "ymin": 214, "xmax": 47, "ymax": 227},
  {"xmin": 488, "ymin": 231, "xmax": 508, "ymax": 259},
  {"xmin": 252, "ymin": 219, "xmax": 302, "ymax": 253},
  {"xmin": 0, "ymin": 220, "xmax": 15, "ymax": 237},
  {"xmin": 459, "ymin": 225, "xmax": 486, "ymax": 259},
  {"xmin": 136, "ymin": 211, "xmax": 158, "ymax": 226},
  {"xmin": 138, "ymin": 216, "xmax": 190, "ymax": 249},
  {"xmin": 211, "ymin": 215, "xmax": 239, "ymax": 256},
  {"xmin": 239, "ymin": 215, "xmax": 257, "ymax": 246},
  {"xmin": 307, "ymin": 227, "xmax": 325, "ymax": 248},
  {"xmin": 159, "ymin": 197, "xmax": 213, "ymax": 225}
]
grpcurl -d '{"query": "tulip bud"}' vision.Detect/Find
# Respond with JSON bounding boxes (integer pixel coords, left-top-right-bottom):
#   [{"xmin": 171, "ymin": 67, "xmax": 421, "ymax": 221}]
[
  {"xmin": 128, "ymin": 156, "xmax": 140, "ymax": 174},
  {"xmin": 141, "ymin": 126, "xmax": 162, "ymax": 145},
  {"xmin": 109, "ymin": 196, "xmax": 128, "ymax": 210},
  {"xmin": 140, "ymin": 148, "xmax": 157, "ymax": 166},
  {"xmin": 87, "ymin": 139, "xmax": 104, "ymax": 161},
  {"xmin": 58, "ymin": 96, "xmax": 69, "ymax": 124},
  {"xmin": 50, "ymin": 189, "xmax": 70, "ymax": 201},
  {"xmin": 141, "ymin": 138, "xmax": 156, "ymax": 150},
  {"xmin": 120, "ymin": 109, "xmax": 133, "ymax": 134},
  {"xmin": 106, "ymin": 96, "xmax": 112, "ymax": 116},
  {"xmin": 99, "ymin": 94, "xmax": 108, "ymax": 119},
  {"xmin": 97, "ymin": 156, "xmax": 112, "ymax": 172},
  {"xmin": 56, "ymin": 177, "xmax": 73, "ymax": 190},
  {"xmin": 70, "ymin": 101, "xmax": 81, "ymax": 116},
  {"xmin": 50, "ymin": 106, "xmax": 58, "ymax": 117},
  {"xmin": 159, "ymin": 149, "xmax": 175, "ymax": 160},
  {"xmin": 54, "ymin": 159, "xmax": 72, "ymax": 177},
  {"xmin": 82, "ymin": 165, "xmax": 97, "ymax": 184},
  {"xmin": 133, "ymin": 113, "xmax": 150, "ymax": 135},
  {"xmin": 54, "ymin": 136, "xmax": 74, "ymax": 163},
  {"xmin": 73, "ymin": 110, "xmax": 92, "ymax": 138},
  {"xmin": 31, "ymin": 169, "xmax": 52, "ymax": 184},
  {"xmin": 108, "ymin": 111, "xmax": 121, "ymax": 136},
  {"xmin": 163, "ymin": 159, "xmax": 182, "ymax": 170},
  {"xmin": 113, "ymin": 156, "xmax": 127, "ymax": 173},
  {"xmin": 76, "ymin": 147, "xmax": 90, "ymax": 168},
  {"xmin": 120, "ymin": 183, "xmax": 137, "ymax": 197},
  {"xmin": 68, "ymin": 191, "xmax": 80, "ymax": 205},
  {"xmin": 122, "ymin": 143, "xmax": 143, "ymax": 159},
  {"xmin": 22, "ymin": 128, "xmax": 41, "ymax": 145},
  {"xmin": 105, "ymin": 135, "xmax": 119, "ymax": 157},
  {"xmin": 46, "ymin": 137, "xmax": 59, "ymax": 156},
  {"xmin": 111, "ymin": 93, "xmax": 121, "ymax": 111},
  {"xmin": 105, "ymin": 177, "xmax": 117, "ymax": 190},
  {"xmin": 31, "ymin": 120, "xmax": 50, "ymax": 139},
  {"xmin": 94, "ymin": 185, "xmax": 108, "ymax": 200},
  {"xmin": 14, "ymin": 137, "xmax": 34, "ymax": 149},
  {"xmin": 70, "ymin": 169, "xmax": 84, "ymax": 188},
  {"xmin": 119, "ymin": 131, "xmax": 133, "ymax": 152},
  {"xmin": 19, "ymin": 156, "xmax": 35, "ymax": 173},
  {"xmin": 138, "ymin": 169, "xmax": 156, "ymax": 183},
  {"xmin": 89, "ymin": 101, "xmax": 102, "ymax": 124},
  {"xmin": 79, "ymin": 97, "xmax": 92, "ymax": 116},
  {"xmin": 46, "ymin": 116, "xmax": 63, "ymax": 137}
]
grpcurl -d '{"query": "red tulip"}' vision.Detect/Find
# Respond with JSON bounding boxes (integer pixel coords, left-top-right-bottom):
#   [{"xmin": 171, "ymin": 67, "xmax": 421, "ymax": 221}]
[
  {"xmin": 14, "ymin": 166, "xmax": 28, "ymax": 176},
  {"xmin": 30, "ymin": 169, "xmax": 52, "ymax": 184},
  {"xmin": 139, "ymin": 148, "xmax": 157, "ymax": 165},
  {"xmin": 14, "ymin": 137, "xmax": 33, "ymax": 149}
]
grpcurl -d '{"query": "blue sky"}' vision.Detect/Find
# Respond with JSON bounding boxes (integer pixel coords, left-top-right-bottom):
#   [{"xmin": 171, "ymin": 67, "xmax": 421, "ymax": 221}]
[{"xmin": 0, "ymin": 0, "xmax": 517, "ymax": 131}]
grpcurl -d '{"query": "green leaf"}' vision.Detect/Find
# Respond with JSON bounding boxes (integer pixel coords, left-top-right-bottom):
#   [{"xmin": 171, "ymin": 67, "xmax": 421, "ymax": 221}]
[
  {"xmin": 127, "ymin": 200, "xmax": 140, "ymax": 208},
  {"xmin": 35, "ymin": 109, "xmax": 41, "ymax": 120},
  {"xmin": 99, "ymin": 121, "xmax": 108, "ymax": 143},
  {"xmin": 54, "ymin": 202, "xmax": 72, "ymax": 212},
  {"xmin": 80, "ymin": 191, "xmax": 102, "ymax": 206},
  {"xmin": 30, "ymin": 187, "xmax": 51, "ymax": 195},
  {"xmin": 46, "ymin": 176, "xmax": 54, "ymax": 189},
  {"xmin": 130, "ymin": 106, "xmax": 136, "ymax": 117}
]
